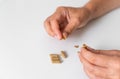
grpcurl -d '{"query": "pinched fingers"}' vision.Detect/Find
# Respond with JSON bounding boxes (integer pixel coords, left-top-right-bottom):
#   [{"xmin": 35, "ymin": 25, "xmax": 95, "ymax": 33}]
[
  {"xmin": 62, "ymin": 22, "xmax": 77, "ymax": 38},
  {"xmin": 80, "ymin": 47, "xmax": 111, "ymax": 67},
  {"xmin": 79, "ymin": 52, "xmax": 108, "ymax": 78},
  {"xmin": 79, "ymin": 45, "xmax": 120, "ymax": 79}
]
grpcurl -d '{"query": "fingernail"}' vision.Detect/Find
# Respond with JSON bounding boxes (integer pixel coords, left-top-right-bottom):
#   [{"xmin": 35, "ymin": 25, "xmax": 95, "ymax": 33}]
[{"xmin": 54, "ymin": 35, "xmax": 61, "ymax": 40}]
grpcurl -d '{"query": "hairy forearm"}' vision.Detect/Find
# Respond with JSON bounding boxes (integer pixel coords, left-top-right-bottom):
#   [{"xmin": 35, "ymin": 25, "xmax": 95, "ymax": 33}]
[{"xmin": 85, "ymin": 0, "xmax": 120, "ymax": 19}]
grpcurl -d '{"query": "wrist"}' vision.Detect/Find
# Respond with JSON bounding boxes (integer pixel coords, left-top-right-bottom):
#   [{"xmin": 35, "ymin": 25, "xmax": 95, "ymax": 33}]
[
  {"xmin": 84, "ymin": 2, "xmax": 97, "ymax": 20},
  {"xmin": 75, "ymin": 7, "xmax": 93, "ymax": 28}
]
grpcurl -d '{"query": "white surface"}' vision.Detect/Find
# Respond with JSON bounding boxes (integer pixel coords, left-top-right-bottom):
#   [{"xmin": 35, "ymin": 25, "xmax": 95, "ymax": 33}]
[{"xmin": 0, "ymin": 0, "xmax": 120, "ymax": 79}]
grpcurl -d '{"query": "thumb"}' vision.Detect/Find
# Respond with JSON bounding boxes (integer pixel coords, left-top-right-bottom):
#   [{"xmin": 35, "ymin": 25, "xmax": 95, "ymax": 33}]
[
  {"xmin": 83, "ymin": 45, "xmax": 97, "ymax": 53},
  {"xmin": 62, "ymin": 23, "xmax": 76, "ymax": 39},
  {"xmin": 84, "ymin": 45, "xmax": 118, "ymax": 56},
  {"xmin": 83, "ymin": 45, "xmax": 105, "ymax": 55}
]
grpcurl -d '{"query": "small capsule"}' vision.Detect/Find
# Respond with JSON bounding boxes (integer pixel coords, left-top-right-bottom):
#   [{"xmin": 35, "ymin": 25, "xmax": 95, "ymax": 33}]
[
  {"xmin": 52, "ymin": 60, "xmax": 61, "ymax": 64},
  {"xmin": 60, "ymin": 51, "xmax": 67, "ymax": 58},
  {"xmin": 49, "ymin": 54, "xmax": 61, "ymax": 64},
  {"xmin": 82, "ymin": 44, "xmax": 87, "ymax": 48},
  {"xmin": 74, "ymin": 45, "xmax": 79, "ymax": 48}
]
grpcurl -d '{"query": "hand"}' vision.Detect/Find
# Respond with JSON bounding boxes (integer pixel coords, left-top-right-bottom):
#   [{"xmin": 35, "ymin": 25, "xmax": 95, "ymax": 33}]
[
  {"xmin": 44, "ymin": 6, "xmax": 92, "ymax": 40},
  {"xmin": 78, "ymin": 45, "xmax": 120, "ymax": 79}
]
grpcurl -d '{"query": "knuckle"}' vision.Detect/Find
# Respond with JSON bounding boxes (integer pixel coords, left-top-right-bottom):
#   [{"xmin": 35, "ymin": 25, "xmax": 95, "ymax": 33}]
[{"xmin": 56, "ymin": 6, "xmax": 65, "ymax": 11}]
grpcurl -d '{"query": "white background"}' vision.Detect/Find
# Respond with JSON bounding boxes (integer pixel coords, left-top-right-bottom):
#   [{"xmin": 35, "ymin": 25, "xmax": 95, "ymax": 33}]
[{"xmin": 0, "ymin": 0, "xmax": 120, "ymax": 79}]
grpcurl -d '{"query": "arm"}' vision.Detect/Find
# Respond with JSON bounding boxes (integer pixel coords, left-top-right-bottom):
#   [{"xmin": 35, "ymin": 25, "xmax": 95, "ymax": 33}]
[
  {"xmin": 85, "ymin": 0, "xmax": 120, "ymax": 19},
  {"xmin": 44, "ymin": 0, "xmax": 120, "ymax": 40}
]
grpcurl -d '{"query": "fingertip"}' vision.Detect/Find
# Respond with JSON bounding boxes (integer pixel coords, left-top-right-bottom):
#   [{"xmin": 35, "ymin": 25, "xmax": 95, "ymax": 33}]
[
  {"xmin": 54, "ymin": 34, "xmax": 62, "ymax": 40},
  {"xmin": 55, "ymin": 30, "xmax": 62, "ymax": 40},
  {"xmin": 81, "ymin": 44, "xmax": 95, "ymax": 53},
  {"xmin": 55, "ymin": 28, "xmax": 62, "ymax": 39},
  {"xmin": 62, "ymin": 32, "xmax": 68, "ymax": 39}
]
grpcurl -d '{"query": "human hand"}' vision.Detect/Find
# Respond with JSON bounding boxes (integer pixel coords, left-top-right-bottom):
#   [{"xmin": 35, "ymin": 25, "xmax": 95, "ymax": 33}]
[
  {"xmin": 44, "ymin": 6, "xmax": 92, "ymax": 40},
  {"xmin": 79, "ymin": 45, "xmax": 120, "ymax": 79}
]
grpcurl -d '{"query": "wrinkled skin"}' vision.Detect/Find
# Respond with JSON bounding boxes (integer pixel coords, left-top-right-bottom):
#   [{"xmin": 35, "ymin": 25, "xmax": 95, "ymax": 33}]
[{"xmin": 79, "ymin": 46, "xmax": 120, "ymax": 79}]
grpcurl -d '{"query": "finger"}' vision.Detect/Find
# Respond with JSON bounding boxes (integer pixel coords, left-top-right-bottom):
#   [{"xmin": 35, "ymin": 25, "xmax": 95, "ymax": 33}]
[
  {"xmin": 44, "ymin": 19, "xmax": 55, "ymax": 37},
  {"xmin": 79, "ymin": 53, "xmax": 107, "ymax": 78},
  {"xmin": 81, "ymin": 47, "xmax": 111, "ymax": 67},
  {"xmin": 96, "ymin": 50, "xmax": 120, "ymax": 57},
  {"xmin": 83, "ymin": 45, "xmax": 95, "ymax": 52},
  {"xmin": 83, "ymin": 44, "xmax": 110, "ymax": 55},
  {"xmin": 84, "ymin": 45, "xmax": 112, "ymax": 56},
  {"xmin": 62, "ymin": 23, "xmax": 76, "ymax": 39},
  {"xmin": 83, "ymin": 67, "xmax": 96, "ymax": 79},
  {"xmin": 50, "ymin": 20, "xmax": 62, "ymax": 40},
  {"xmin": 85, "ymin": 45, "xmax": 120, "ymax": 57},
  {"xmin": 83, "ymin": 67, "xmax": 103, "ymax": 79}
]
